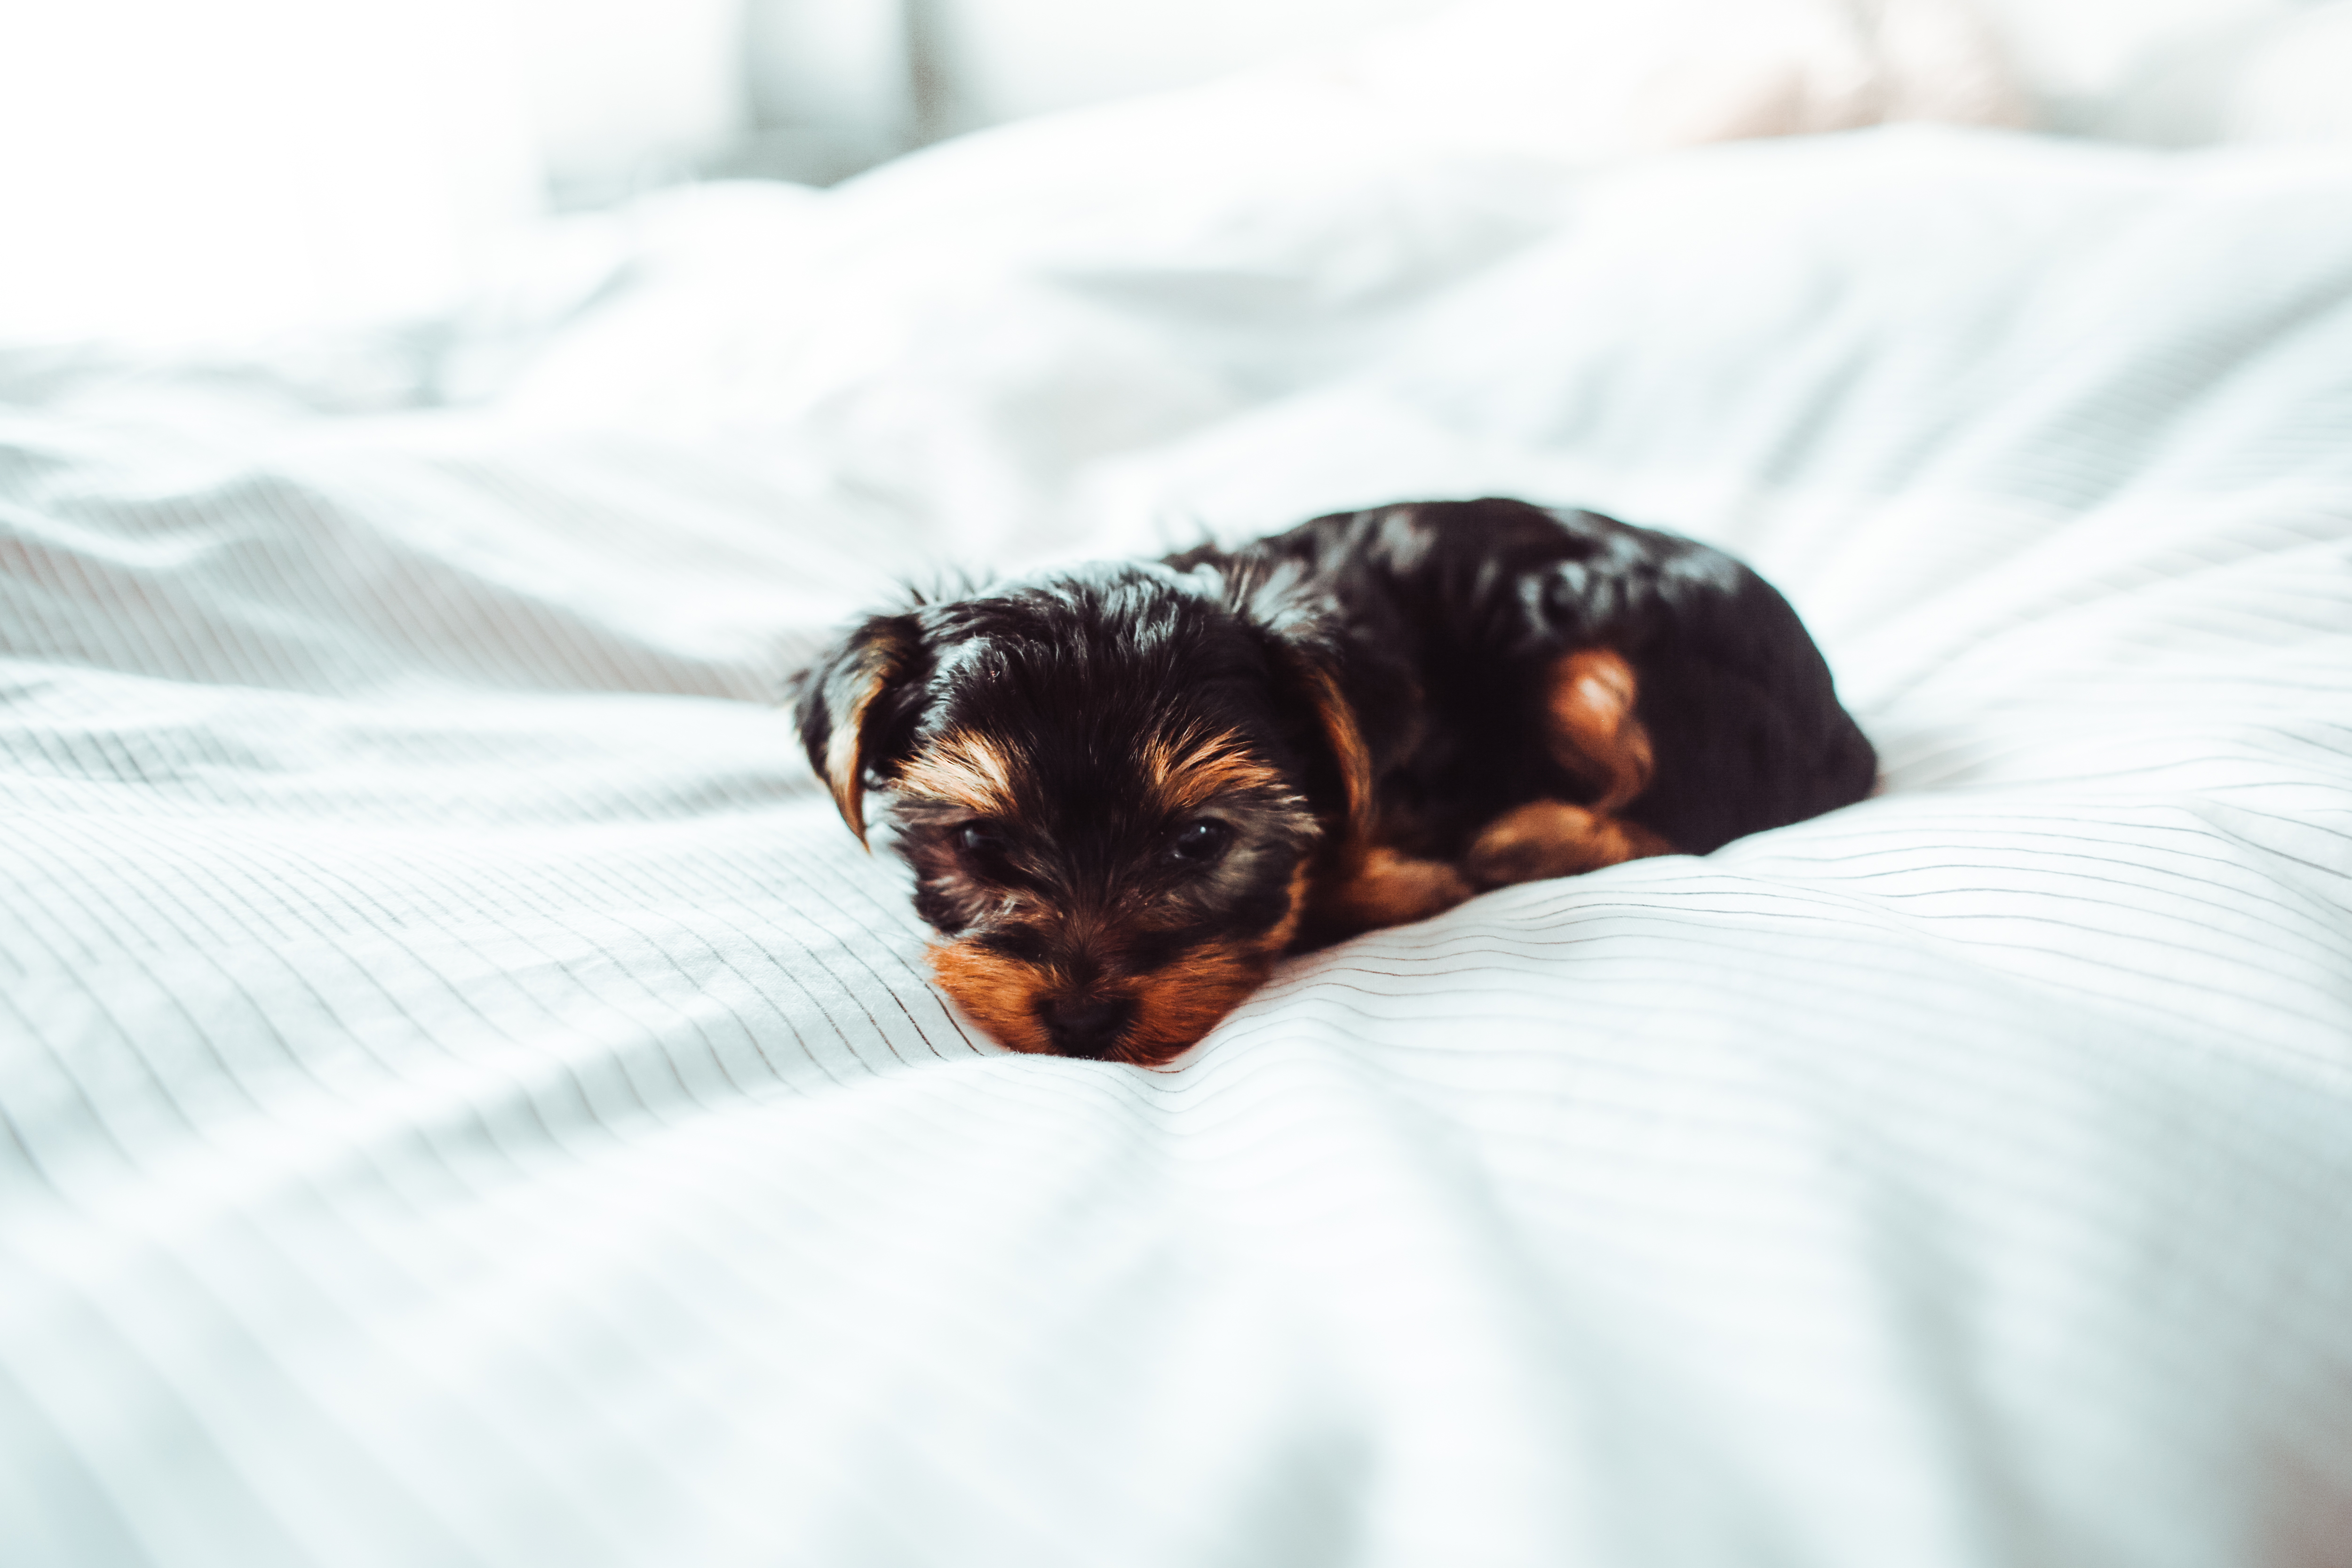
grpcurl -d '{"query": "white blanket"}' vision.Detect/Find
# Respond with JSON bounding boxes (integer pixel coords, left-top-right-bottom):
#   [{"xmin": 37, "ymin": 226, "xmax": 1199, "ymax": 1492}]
[{"xmin": 4, "ymin": 99, "xmax": 2351, "ymax": 1568}]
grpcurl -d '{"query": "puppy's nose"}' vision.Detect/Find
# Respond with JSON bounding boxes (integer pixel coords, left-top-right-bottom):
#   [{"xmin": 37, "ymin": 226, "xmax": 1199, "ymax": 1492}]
[{"xmin": 1040, "ymin": 995, "xmax": 1134, "ymax": 1059}]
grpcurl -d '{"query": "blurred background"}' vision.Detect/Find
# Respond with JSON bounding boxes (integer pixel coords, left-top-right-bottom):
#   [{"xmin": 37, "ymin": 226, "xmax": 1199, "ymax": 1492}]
[{"xmin": 1, "ymin": 0, "xmax": 2346, "ymax": 348}]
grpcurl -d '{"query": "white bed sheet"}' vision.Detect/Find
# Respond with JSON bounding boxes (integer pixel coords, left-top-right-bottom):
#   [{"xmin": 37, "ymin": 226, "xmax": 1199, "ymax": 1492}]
[{"xmin": 4, "ymin": 97, "xmax": 2351, "ymax": 1568}]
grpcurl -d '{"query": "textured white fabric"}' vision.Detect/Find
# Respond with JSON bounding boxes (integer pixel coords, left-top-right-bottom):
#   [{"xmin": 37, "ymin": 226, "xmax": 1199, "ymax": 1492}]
[
  {"xmin": 5, "ymin": 112, "xmax": 2352, "ymax": 1568},
  {"xmin": 1306, "ymin": 0, "xmax": 2028, "ymax": 155}
]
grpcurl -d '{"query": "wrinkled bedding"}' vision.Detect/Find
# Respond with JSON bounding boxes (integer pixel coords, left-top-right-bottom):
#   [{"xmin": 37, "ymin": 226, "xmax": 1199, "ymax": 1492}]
[{"xmin": 4, "ymin": 88, "xmax": 2351, "ymax": 1568}]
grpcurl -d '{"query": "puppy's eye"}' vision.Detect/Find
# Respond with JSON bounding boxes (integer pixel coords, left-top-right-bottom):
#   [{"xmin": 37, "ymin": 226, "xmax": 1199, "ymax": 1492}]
[
  {"xmin": 958, "ymin": 822, "xmax": 1011, "ymax": 858},
  {"xmin": 1167, "ymin": 820, "xmax": 1233, "ymax": 866}
]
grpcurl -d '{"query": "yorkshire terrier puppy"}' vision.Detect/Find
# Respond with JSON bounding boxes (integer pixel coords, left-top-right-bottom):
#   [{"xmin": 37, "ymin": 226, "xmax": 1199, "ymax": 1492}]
[{"xmin": 794, "ymin": 498, "xmax": 1875, "ymax": 1065}]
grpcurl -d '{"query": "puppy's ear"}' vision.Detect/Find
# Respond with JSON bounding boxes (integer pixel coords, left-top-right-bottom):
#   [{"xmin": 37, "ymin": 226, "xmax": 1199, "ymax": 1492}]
[
  {"xmin": 1214, "ymin": 559, "xmax": 1373, "ymax": 836},
  {"xmin": 1240, "ymin": 605, "xmax": 1370, "ymax": 839},
  {"xmin": 793, "ymin": 614, "xmax": 923, "ymax": 846},
  {"xmin": 1281, "ymin": 645, "xmax": 1372, "ymax": 838}
]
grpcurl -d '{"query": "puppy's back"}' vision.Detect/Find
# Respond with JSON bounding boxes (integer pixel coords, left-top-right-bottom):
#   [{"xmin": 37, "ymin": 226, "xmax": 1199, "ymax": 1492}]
[{"xmin": 1170, "ymin": 499, "xmax": 1876, "ymax": 856}]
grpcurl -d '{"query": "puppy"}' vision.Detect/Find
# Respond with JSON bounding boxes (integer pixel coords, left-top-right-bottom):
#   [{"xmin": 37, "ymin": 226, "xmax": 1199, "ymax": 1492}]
[{"xmin": 794, "ymin": 498, "xmax": 1875, "ymax": 1065}]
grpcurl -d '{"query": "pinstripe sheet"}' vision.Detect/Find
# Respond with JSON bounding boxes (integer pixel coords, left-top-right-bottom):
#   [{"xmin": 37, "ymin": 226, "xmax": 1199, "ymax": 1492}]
[{"xmin": 4, "ymin": 120, "xmax": 2352, "ymax": 1567}]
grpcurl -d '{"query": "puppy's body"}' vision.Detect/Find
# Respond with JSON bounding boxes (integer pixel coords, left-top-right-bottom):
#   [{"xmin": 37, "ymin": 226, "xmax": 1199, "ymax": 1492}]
[
  {"xmin": 1181, "ymin": 501, "xmax": 1879, "ymax": 921},
  {"xmin": 795, "ymin": 499, "xmax": 1875, "ymax": 1064}
]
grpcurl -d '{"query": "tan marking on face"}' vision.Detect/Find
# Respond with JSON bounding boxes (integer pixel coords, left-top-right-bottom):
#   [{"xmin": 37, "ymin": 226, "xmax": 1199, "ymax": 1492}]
[
  {"xmin": 1123, "ymin": 861, "xmax": 1315, "ymax": 1063},
  {"xmin": 1265, "ymin": 860, "xmax": 1311, "ymax": 954},
  {"xmin": 928, "ymin": 939, "xmax": 1056, "ymax": 1055},
  {"xmin": 895, "ymin": 731, "xmax": 1021, "ymax": 818},
  {"xmin": 1463, "ymin": 798, "xmax": 1676, "ymax": 889},
  {"xmin": 1141, "ymin": 725, "xmax": 1289, "ymax": 816},
  {"xmin": 1121, "ymin": 941, "xmax": 1277, "ymax": 1066},
  {"xmin": 930, "ymin": 863, "xmax": 1312, "ymax": 1065},
  {"xmin": 1309, "ymin": 843, "xmax": 1475, "ymax": 939},
  {"xmin": 1547, "ymin": 648, "xmax": 1653, "ymax": 813}
]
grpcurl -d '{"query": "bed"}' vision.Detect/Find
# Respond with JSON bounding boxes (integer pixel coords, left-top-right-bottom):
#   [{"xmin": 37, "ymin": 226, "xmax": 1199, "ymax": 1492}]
[{"xmin": 5, "ymin": 21, "xmax": 2352, "ymax": 1567}]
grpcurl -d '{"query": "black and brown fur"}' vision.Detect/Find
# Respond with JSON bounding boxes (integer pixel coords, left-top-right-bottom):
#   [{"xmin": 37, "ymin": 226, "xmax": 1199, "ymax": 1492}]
[{"xmin": 794, "ymin": 499, "xmax": 1876, "ymax": 1066}]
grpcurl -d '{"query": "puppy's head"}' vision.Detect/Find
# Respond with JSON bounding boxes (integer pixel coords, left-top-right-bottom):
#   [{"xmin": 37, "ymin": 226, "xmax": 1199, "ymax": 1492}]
[{"xmin": 794, "ymin": 565, "xmax": 1363, "ymax": 1065}]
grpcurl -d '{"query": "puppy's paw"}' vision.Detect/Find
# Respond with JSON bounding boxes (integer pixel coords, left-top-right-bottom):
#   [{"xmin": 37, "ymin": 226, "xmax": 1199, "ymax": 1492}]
[
  {"xmin": 1543, "ymin": 649, "xmax": 1654, "ymax": 814},
  {"xmin": 1467, "ymin": 800, "xmax": 1674, "ymax": 888},
  {"xmin": 1312, "ymin": 845, "xmax": 1475, "ymax": 936}
]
